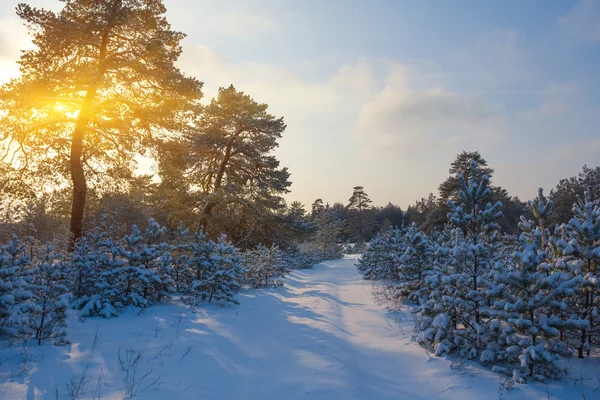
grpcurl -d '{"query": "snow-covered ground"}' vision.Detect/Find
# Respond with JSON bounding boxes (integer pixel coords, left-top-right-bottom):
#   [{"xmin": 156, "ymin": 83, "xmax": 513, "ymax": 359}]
[{"xmin": 2, "ymin": 256, "xmax": 599, "ymax": 399}]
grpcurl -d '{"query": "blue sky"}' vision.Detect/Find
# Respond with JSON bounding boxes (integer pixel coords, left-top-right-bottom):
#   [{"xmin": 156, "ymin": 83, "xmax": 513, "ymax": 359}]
[{"xmin": 1, "ymin": 0, "xmax": 599, "ymax": 208}]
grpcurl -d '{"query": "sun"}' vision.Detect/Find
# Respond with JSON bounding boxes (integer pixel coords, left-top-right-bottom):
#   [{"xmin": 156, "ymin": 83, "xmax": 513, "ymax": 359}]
[
  {"xmin": 53, "ymin": 102, "xmax": 68, "ymax": 112},
  {"xmin": 53, "ymin": 102, "xmax": 80, "ymax": 119}
]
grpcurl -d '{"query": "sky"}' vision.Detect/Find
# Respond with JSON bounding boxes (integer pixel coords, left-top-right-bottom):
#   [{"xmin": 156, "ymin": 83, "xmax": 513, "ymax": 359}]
[{"xmin": 0, "ymin": 0, "xmax": 599, "ymax": 208}]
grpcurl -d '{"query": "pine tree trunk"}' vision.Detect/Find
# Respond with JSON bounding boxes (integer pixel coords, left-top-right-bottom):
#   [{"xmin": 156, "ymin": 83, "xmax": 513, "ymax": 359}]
[
  {"xmin": 37, "ymin": 298, "xmax": 47, "ymax": 345},
  {"xmin": 68, "ymin": 31, "xmax": 110, "ymax": 249},
  {"xmin": 578, "ymin": 290, "xmax": 590, "ymax": 358},
  {"xmin": 198, "ymin": 128, "xmax": 244, "ymax": 234},
  {"xmin": 69, "ymin": 128, "xmax": 86, "ymax": 247},
  {"xmin": 588, "ymin": 287, "xmax": 594, "ymax": 356}
]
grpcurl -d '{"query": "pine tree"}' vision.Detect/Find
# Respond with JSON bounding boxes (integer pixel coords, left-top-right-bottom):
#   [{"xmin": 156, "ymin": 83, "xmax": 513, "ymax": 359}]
[
  {"xmin": 417, "ymin": 160, "xmax": 503, "ymax": 357},
  {"xmin": 70, "ymin": 230, "xmax": 119, "ymax": 318},
  {"xmin": 190, "ymin": 235, "xmax": 244, "ymax": 305},
  {"xmin": 564, "ymin": 188, "xmax": 600, "ymax": 358},
  {"xmin": 346, "ymin": 186, "xmax": 374, "ymax": 241},
  {"xmin": 159, "ymin": 85, "xmax": 290, "ymax": 234},
  {"xmin": 114, "ymin": 224, "xmax": 153, "ymax": 308},
  {"xmin": 0, "ymin": 235, "xmax": 33, "ymax": 338},
  {"xmin": 27, "ymin": 244, "xmax": 70, "ymax": 345},
  {"xmin": 0, "ymin": 0, "xmax": 202, "ymax": 244},
  {"xmin": 313, "ymin": 207, "xmax": 344, "ymax": 260},
  {"xmin": 89, "ymin": 237, "xmax": 123, "ymax": 318},
  {"xmin": 170, "ymin": 222, "xmax": 192, "ymax": 292},
  {"xmin": 357, "ymin": 226, "xmax": 407, "ymax": 281},
  {"xmin": 186, "ymin": 228, "xmax": 214, "ymax": 292},
  {"xmin": 486, "ymin": 228, "xmax": 583, "ymax": 381},
  {"xmin": 396, "ymin": 223, "xmax": 434, "ymax": 302},
  {"xmin": 244, "ymin": 245, "xmax": 289, "ymax": 287}
]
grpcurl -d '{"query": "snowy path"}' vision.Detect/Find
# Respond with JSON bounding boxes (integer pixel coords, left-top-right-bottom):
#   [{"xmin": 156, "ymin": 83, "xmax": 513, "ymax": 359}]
[{"xmin": 1, "ymin": 256, "xmax": 593, "ymax": 399}]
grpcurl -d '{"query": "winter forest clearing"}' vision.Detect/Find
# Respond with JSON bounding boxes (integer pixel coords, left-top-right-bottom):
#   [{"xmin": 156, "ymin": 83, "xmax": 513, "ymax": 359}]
[
  {"xmin": 2, "ymin": 257, "xmax": 600, "ymax": 400},
  {"xmin": 1, "ymin": 0, "xmax": 600, "ymax": 399}
]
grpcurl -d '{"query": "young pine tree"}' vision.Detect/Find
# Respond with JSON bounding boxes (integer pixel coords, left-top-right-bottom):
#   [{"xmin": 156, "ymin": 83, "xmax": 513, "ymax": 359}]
[
  {"xmin": 244, "ymin": 245, "xmax": 288, "ymax": 287},
  {"xmin": 0, "ymin": 236, "xmax": 33, "ymax": 338},
  {"xmin": 417, "ymin": 160, "xmax": 503, "ymax": 357},
  {"xmin": 190, "ymin": 235, "xmax": 244, "ymax": 305},
  {"xmin": 27, "ymin": 244, "xmax": 70, "ymax": 345},
  {"xmin": 564, "ymin": 188, "xmax": 600, "ymax": 358}
]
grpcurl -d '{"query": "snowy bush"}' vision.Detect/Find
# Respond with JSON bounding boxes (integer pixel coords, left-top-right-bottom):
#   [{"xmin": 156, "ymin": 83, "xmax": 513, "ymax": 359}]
[
  {"xmin": 25, "ymin": 244, "xmax": 71, "ymax": 345},
  {"xmin": 187, "ymin": 235, "xmax": 245, "ymax": 304},
  {"xmin": 0, "ymin": 235, "xmax": 33, "ymax": 339},
  {"xmin": 243, "ymin": 244, "xmax": 289, "ymax": 287}
]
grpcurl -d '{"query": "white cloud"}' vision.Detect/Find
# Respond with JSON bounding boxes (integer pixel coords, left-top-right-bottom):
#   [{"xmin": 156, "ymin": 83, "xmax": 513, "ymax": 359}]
[
  {"xmin": 357, "ymin": 65, "xmax": 505, "ymax": 158},
  {"xmin": 559, "ymin": 0, "xmax": 600, "ymax": 42},
  {"xmin": 178, "ymin": 44, "xmax": 352, "ymax": 118},
  {"xmin": 329, "ymin": 61, "xmax": 375, "ymax": 93}
]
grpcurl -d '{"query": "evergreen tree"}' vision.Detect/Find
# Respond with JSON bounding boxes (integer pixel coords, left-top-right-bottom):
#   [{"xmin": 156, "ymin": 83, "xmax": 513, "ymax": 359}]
[
  {"xmin": 0, "ymin": 236, "xmax": 33, "ymax": 338},
  {"xmin": 27, "ymin": 244, "xmax": 70, "ymax": 345},
  {"xmin": 313, "ymin": 207, "xmax": 344, "ymax": 260},
  {"xmin": 564, "ymin": 188, "xmax": 600, "ymax": 358},
  {"xmin": 161, "ymin": 85, "xmax": 290, "ymax": 235},
  {"xmin": 357, "ymin": 226, "xmax": 407, "ymax": 281},
  {"xmin": 186, "ymin": 228, "xmax": 214, "ymax": 290},
  {"xmin": 0, "ymin": 0, "xmax": 202, "ymax": 244},
  {"xmin": 417, "ymin": 160, "xmax": 503, "ymax": 357},
  {"xmin": 486, "ymin": 227, "xmax": 583, "ymax": 381},
  {"xmin": 439, "ymin": 151, "xmax": 494, "ymax": 203},
  {"xmin": 114, "ymin": 223, "xmax": 153, "ymax": 307},
  {"xmin": 396, "ymin": 223, "xmax": 435, "ymax": 302},
  {"xmin": 346, "ymin": 186, "xmax": 373, "ymax": 241},
  {"xmin": 310, "ymin": 199, "xmax": 325, "ymax": 220},
  {"xmin": 190, "ymin": 235, "xmax": 244, "ymax": 304},
  {"xmin": 170, "ymin": 222, "xmax": 192, "ymax": 292},
  {"xmin": 70, "ymin": 230, "xmax": 119, "ymax": 318},
  {"xmin": 549, "ymin": 165, "xmax": 600, "ymax": 226},
  {"xmin": 244, "ymin": 245, "xmax": 289, "ymax": 287}
]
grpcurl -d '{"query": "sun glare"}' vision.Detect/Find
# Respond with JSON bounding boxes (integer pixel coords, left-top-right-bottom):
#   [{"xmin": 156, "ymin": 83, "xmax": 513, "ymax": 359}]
[
  {"xmin": 53, "ymin": 102, "xmax": 68, "ymax": 112},
  {"xmin": 53, "ymin": 102, "xmax": 79, "ymax": 119}
]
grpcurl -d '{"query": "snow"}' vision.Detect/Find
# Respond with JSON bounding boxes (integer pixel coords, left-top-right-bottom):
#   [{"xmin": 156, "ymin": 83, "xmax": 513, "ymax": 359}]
[{"xmin": 2, "ymin": 256, "xmax": 600, "ymax": 399}]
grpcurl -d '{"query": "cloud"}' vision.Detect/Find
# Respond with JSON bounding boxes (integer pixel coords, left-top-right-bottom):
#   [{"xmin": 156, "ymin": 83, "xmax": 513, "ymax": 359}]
[
  {"xmin": 329, "ymin": 61, "xmax": 375, "ymax": 93},
  {"xmin": 178, "ymin": 44, "xmax": 357, "ymax": 119},
  {"xmin": 559, "ymin": 0, "xmax": 600, "ymax": 42},
  {"xmin": 357, "ymin": 65, "xmax": 505, "ymax": 157}
]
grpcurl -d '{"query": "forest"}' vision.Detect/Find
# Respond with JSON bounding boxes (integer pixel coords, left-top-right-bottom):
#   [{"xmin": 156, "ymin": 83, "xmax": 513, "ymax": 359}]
[{"xmin": 0, "ymin": 0, "xmax": 599, "ymax": 398}]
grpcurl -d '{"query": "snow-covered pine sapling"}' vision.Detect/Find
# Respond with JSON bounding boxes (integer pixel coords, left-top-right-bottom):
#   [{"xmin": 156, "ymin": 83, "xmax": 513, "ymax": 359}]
[
  {"xmin": 244, "ymin": 244, "xmax": 288, "ymax": 287},
  {"xmin": 185, "ymin": 228, "xmax": 213, "ymax": 296},
  {"xmin": 0, "ymin": 235, "xmax": 33, "ymax": 339},
  {"xmin": 396, "ymin": 223, "xmax": 434, "ymax": 302},
  {"xmin": 140, "ymin": 218, "xmax": 168, "ymax": 302},
  {"xmin": 70, "ymin": 230, "xmax": 105, "ymax": 300},
  {"xmin": 190, "ymin": 235, "xmax": 244, "ymax": 305},
  {"xmin": 117, "ymin": 219, "xmax": 166, "ymax": 308},
  {"xmin": 27, "ymin": 243, "xmax": 71, "ymax": 345},
  {"xmin": 417, "ymin": 160, "xmax": 503, "ymax": 358},
  {"xmin": 357, "ymin": 226, "xmax": 407, "ymax": 282},
  {"xmin": 117, "ymin": 224, "xmax": 149, "ymax": 308},
  {"xmin": 488, "ymin": 228, "xmax": 583, "ymax": 381},
  {"xmin": 446, "ymin": 160, "xmax": 503, "ymax": 326},
  {"xmin": 565, "ymin": 188, "xmax": 600, "ymax": 358},
  {"xmin": 171, "ymin": 222, "xmax": 192, "ymax": 292},
  {"xmin": 81, "ymin": 237, "xmax": 122, "ymax": 318}
]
